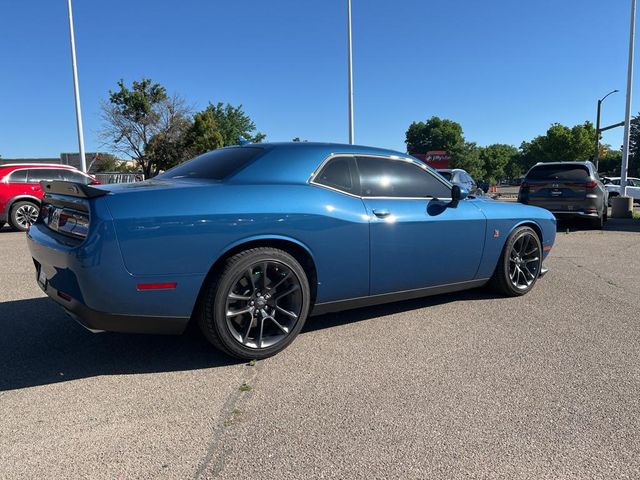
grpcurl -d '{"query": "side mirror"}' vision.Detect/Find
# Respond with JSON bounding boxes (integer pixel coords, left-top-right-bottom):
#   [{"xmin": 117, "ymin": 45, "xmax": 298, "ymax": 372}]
[{"xmin": 450, "ymin": 185, "xmax": 468, "ymax": 207}]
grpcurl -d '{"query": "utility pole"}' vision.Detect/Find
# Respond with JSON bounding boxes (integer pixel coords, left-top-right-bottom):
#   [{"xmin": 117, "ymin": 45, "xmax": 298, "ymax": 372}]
[
  {"xmin": 347, "ymin": 0, "xmax": 354, "ymax": 145},
  {"xmin": 67, "ymin": 0, "xmax": 87, "ymax": 172},
  {"xmin": 621, "ymin": 0, "xmax": 636, "ymax": 198},
  {"xmin": 594, "ymin": 89, "xmax": 618, "ymax": 171}
]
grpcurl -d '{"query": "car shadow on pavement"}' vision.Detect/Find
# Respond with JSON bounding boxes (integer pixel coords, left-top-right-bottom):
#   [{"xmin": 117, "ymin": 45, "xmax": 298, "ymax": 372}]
[
  {"xmin": 3, "ymin": 288, "xmax": 498, "ymax": 391},
  {"xmin": 0, "ymin": 297, "xmax": 239, "ymax": 392},
  {"xmin": 305, "ymin": 288, "xmax": 497, "ymax": 333},
  {"xmin": 557, "ymin": 217, "xmax": 640, "ymax": 233}
]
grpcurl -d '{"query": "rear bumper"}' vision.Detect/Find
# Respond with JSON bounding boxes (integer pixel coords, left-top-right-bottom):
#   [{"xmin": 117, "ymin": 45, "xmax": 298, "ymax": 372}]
[
  {"xmin": 27, "ymin": 216, "xmax": 202, "ymax": 335},
  {"xmin": 550, "ymin": 211, "xmax": 599, "ymax": 219},
  {"xmin": 38, "ymin": 277, "xmax": 189, "ymax": 334}
]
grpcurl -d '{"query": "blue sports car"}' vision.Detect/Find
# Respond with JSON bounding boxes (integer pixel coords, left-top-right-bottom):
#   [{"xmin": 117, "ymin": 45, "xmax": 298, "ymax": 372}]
[{"xmin": 27, "ymin": 143, "xmax": 556, "ymax": 359}]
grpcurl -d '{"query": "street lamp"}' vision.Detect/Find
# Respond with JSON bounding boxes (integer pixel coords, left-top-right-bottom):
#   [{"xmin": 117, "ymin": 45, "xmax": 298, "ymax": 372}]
[
  {"xmin": 594, "ymin": 89, "xmax": 618, "ymax": 171},
  {"xmin": 612, "ymin": 0, "xmax": 636, "ymax": 218},
  {"xmin": 67, "ymin": 0, "xmax": 87, "ymax": 172},
  {"xmin": 347, "ymin": 0, "xmax": 354, "ymax": 144}
]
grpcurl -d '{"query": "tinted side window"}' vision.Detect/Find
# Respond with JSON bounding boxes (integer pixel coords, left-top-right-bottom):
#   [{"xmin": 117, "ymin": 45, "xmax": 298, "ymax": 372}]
[
  {"xmin": 7, "ymin": 170, "xmax": 27, "ymax": 183},
  {"xmin": 27, "ymin": 169, "xmax": 64, "ymax": 183},
  {"xmin": 314, "ymin": 156, "xmax": 357, "ymax": 194},
  {"xmin": 62, "ymin": 170, "xmax": 91, "ymax": 184},
  {"xmin": 357, "ymin": 157, "xmax": 451, "ymax": 198}
]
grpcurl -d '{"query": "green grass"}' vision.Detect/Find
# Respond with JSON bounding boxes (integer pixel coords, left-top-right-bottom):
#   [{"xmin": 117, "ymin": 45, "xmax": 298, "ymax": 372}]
[{"xmin": 632, "ymin": 210, "xmax": 640, "ymax": 220}]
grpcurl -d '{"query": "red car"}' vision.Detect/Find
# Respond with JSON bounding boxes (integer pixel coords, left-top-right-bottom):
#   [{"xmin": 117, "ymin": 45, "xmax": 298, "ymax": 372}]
[{"xmin": 0, "ymin": 164, "xmax": 99, "ymax": 231}]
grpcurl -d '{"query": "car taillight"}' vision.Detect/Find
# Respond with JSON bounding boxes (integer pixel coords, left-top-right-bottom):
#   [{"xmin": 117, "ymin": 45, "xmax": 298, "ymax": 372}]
[
  {"xmin": 57, "ymin": 209, "xmax": 90, "ymax": 238},
  {"xmin": 585, "ymin": 180, "xmax": 597, "ymax": 189},
  {"xmin": 44, "ymin": 206, "xmax": 90, "ymax": 239}
]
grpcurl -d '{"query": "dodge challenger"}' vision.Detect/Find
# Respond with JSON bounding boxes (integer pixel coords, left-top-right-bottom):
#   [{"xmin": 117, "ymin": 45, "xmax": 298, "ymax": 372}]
[{"xmin": 27, "ymin": 143, "xmax": 556, "ymax": 359}]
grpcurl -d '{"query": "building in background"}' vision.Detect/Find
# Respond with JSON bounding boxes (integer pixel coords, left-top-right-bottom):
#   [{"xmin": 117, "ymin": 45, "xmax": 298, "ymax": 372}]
[
  {"xmin": 1, "ymin": 153, "xmax": 94, "ymax": 170},
  {"xmin": 1, "ymin": 153, "xmax": 136, "ymax": 172}
]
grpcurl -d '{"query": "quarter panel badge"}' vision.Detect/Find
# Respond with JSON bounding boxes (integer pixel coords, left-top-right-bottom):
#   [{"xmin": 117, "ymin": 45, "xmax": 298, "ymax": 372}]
[{"xmin": 493, "ymin": 229, "xmax": 500, "ymax": 238}]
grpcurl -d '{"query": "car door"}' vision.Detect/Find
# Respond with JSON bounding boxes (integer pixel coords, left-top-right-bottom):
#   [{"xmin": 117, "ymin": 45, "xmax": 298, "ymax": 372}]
[{"xmin": 356, "ymin": 156, "xmax": 486, "ymax": 295}]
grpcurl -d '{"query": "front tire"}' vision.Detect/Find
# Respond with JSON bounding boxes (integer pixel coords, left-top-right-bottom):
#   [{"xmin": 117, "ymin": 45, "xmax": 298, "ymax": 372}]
[
  {"xmin": 9, "ymin": 201, "xmax": 39, "ymax": 232},
  {"xmin": 489, "ymin": 226, "xmax": 542, "ymax": 297},
  {"xmin": 199, "ymin": 247, "xmax": 311, "ymax": 360}
]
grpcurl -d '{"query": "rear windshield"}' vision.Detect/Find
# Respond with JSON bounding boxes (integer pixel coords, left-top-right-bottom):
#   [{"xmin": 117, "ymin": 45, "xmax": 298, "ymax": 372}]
[
  {"xmin": 158, "ymin": 147, "xmax": 263, "ymax": 180},
  {"xmin": 526, "ymin": 164, "xmax": 590, "ymax": 181}
]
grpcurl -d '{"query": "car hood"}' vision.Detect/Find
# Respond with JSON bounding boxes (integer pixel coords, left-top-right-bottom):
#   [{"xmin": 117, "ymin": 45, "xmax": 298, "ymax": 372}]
[{"xmin": 470, "ymin": 196, "xmax": 556, "ymax": 221}]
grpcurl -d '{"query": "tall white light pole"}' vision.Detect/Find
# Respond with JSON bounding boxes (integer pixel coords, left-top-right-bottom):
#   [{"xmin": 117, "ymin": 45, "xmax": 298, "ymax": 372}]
[
  {"xmin": 621, "ymin": 0, "xmax": 636, "ymax": 198},
  {"xmin": 67, "ymin": 0, "xmax": 87, "ymax": 172},
  {"xmin": 347, "ymin": 0, "xmax": 354, "ymax": 144}
]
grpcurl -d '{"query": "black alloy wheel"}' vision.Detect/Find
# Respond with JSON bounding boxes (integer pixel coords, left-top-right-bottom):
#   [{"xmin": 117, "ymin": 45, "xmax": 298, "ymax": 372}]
[
  {"xmin": 490, "ymin": 226, "xmax": 542, "ymax": 296},
  {"xmin": 199, "ymin": 247, "xmax": 311, "ymax": 359}
]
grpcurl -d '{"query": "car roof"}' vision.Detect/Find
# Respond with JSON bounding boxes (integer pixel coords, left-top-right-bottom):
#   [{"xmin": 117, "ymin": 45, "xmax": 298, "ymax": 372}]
[
  {"xmin": 229, "ymin": 142, "xmax": 426, "ymax": 184},
  {"xmin": 0, "ymin": 163, "xmax": 78, "ymax": 169},
  {"xmin": 532, "ymin": 161, "xmax": 593, "ymax": 166}
]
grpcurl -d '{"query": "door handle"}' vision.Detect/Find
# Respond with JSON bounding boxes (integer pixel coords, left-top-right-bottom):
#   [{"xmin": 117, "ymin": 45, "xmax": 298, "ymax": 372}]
[{"xmin": 372, "ymin": 209, "xmax": 391, "ymax": 218}]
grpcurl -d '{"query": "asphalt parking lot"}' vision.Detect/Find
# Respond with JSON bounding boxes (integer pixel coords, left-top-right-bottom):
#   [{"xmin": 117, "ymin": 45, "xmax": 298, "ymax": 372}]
[{"xmin": 1, "ymin": 219, "xmax": 640, "ymax": 479}]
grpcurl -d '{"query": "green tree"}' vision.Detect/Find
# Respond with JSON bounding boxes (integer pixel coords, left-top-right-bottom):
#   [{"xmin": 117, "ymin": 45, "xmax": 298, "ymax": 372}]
[
  {"xmin": 202, "ymin": 102, "xmax": 265, "ymax": 146},
  {"xmin": 478, "ymin": 144, "xmax": 519, "ymax": 184},
  {"xmin": 100, "ymin": 78, "xmax": 191, "ymax": 177},
  {"xmin": 181, "ymin": 102, "xmax": 265, "ymax": 159},
  {"xmin": 181, "ymin": 108, "xmax": 225, "ymax": 158},
  {"xmin": 449, "ymin": 141, "xmax": 484, "ymax": 179},
  {"xmin": 519, "ymin": 121, "xmax": 596, "ymax": 172},
  {"xmin": 89, "ymin": 153, "xmax": 122, "ymax": 173},
  {"xmin": 405, "ymin": 116, "xmax": 463, "ymax": 154},
  {"xmin": 598, "ymin": 145, "xmax": 622, "ymax": 176}
]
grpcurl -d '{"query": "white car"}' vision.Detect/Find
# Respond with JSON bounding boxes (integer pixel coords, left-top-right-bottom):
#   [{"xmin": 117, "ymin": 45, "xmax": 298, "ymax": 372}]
[{"xmin": 603, "ymin": 177, "xmax": 640, "ymax": 205}]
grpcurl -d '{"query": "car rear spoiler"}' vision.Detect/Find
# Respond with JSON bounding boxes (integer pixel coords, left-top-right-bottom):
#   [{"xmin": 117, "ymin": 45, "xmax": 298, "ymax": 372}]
[{"xmin": 40, "ymin": 180, "xmax": 108, "ymax": 199}]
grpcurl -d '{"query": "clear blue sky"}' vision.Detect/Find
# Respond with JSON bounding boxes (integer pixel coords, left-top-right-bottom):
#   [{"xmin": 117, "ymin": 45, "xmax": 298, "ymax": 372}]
[{"xmin": 0, "ymin": 0, "xmax": 636, "ymax": 158}]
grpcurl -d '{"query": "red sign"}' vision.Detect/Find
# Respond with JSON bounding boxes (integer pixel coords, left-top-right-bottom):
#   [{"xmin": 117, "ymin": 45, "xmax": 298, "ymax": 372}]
[{"xmin": 412, "ymin": 151, "xmax": 450, "ymax": 170}]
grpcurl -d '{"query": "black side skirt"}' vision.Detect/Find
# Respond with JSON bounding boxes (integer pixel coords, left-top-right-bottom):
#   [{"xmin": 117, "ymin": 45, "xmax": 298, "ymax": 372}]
[{"xmin": 311, "ymin": 278, "xmax": 489, "ymax": 316}]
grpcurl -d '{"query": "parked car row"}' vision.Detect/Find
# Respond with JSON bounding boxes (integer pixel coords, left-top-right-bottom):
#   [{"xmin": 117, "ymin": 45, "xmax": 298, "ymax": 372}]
[{"xmin": 0, "ymin": 164, "xmax": 98, "ymax": 231}]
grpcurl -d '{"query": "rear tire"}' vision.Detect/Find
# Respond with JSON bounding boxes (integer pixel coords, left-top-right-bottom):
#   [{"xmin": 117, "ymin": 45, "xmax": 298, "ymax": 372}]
[
  {"xmin": 489, "ymin": 226, "xmax": 542, "ymax": 297},
  {"xmin": 589, "ymin": 212, "xmax": 604, "ymax": 230},
  {"xmin": 198, "ymin": 247, "xmax": 311, "ymax": 360},
  {"xmin": 9, "ymin": 201, "xmax": 39, "ymax": 232}
]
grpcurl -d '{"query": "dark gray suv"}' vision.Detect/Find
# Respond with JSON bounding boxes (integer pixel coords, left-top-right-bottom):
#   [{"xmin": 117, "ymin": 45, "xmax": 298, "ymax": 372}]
[{"xmin": 518, "ymin": 161, "xmax": 608, "ymax": 229}]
